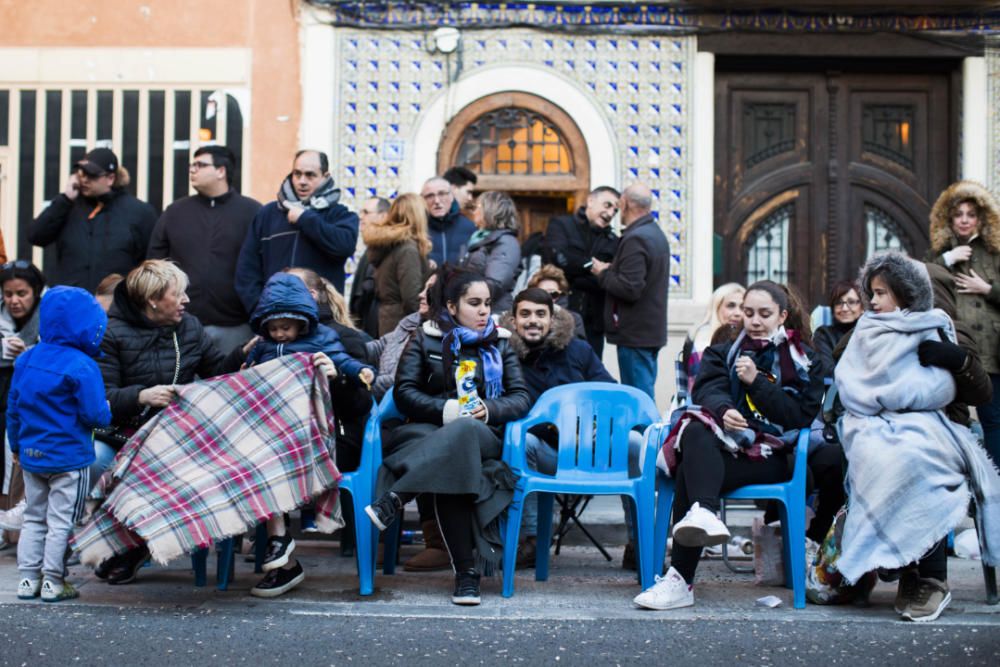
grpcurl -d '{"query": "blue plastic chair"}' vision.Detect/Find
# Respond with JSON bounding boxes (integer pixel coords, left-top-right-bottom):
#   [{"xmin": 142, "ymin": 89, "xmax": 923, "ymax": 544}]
[
  {"xmin": 369, "ymin": 390, "xmax": 406, "ymax": 575},
  {"xmin": 191, "ymin": 538, "xmax": 236, "ymax": 590},
  {"xmin": 501, "ymin": 383, "xmax": 661, "ymax": 596},
  {"xmin": 653, "ymin": 427, "xmax": 810, "ymax": 609}
]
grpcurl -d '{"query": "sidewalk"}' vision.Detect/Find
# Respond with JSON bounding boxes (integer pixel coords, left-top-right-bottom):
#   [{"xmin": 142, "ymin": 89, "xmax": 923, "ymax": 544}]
[{"xmin": 0, "ymin": 498, "xmax": 995, "ymax": 627}]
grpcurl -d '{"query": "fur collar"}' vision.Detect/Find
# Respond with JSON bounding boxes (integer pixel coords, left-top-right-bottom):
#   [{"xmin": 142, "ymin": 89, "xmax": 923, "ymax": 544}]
[
  {"xmin": 363, "ymin": 222, "xmax": 418, "ymax": 265},
  {"xmin": 929, "ymin": 180, "xmax": 1000, "ymax": 254},
  {"xmin": 500, "ymin": 307, "xmax": 576, "ymax": 360},
  {"xmin": 421, "ymin": 318, "xmax": 512, "ymax": 339}
]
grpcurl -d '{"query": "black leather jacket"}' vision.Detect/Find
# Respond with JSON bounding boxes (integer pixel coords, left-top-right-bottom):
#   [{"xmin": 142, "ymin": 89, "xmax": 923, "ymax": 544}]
[{"xmin": 394, "ymin": 321, "xmax": 531, "ymax": 429}]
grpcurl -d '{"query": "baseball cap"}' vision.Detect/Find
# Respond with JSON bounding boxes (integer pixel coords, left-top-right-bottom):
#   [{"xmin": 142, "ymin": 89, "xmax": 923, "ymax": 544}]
[{"xmin": 74, "ymin": 148, "xmax": 119, "ymax": 177}]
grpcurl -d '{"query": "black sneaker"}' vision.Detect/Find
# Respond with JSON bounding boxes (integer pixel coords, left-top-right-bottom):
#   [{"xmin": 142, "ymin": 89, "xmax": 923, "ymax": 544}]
[
  {"xmin": 261, "ymin": 535, "xmax": 296, "ymax": 572},
  {"xmin": 107, "ymin": 547, "xmax": 150, "ymax": 585},
  {"xmin": 365, "ymin": 492, "xmax": 401, "ymax": 532},
  {"xmin": 452, "ymin": 568, "xmax": 481, "ymax": 606},
  {"xmin": 250, "ymin": 561, "xmax": 305, "ymax": 598},
  {"xmin": 94, "ymin": 555, "xmax": 118, "ymax": 580}
]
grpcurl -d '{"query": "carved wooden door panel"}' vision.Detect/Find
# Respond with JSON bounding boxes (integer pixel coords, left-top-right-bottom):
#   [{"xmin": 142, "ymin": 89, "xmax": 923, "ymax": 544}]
[{"xmin": 716, "ymin": 70, "xmax": 953, "ymax": 305}]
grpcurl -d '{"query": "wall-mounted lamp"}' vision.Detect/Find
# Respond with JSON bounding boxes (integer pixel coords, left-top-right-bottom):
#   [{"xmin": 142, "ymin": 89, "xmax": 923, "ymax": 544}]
[{"xmin": 428, "ymin": 27, "xmax": 461, "ymax": 55}]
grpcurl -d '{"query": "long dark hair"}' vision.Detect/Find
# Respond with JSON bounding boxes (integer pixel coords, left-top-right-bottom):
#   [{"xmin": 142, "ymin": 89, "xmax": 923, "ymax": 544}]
[
  {"xmin": 429, "ymin": 264, "xmax": 491, "ymax": 326},
  {"xmin": 0, "ymin": 261, "xmax": 46, "ymax": 323},
  {"xmin": 744, "ymin": 280, "xmax": 812, "ymax": 345}
]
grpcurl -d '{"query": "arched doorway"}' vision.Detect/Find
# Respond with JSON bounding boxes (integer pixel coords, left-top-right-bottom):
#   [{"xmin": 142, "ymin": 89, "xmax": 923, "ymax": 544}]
[{"xmin": 437, "ymin": 92, "xmax": 590, "ymax": 241}]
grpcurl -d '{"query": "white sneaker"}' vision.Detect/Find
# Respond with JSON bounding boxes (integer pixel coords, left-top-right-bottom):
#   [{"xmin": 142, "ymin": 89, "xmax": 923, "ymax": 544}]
[
  {"xmin": 633, "ymin": 567, "xmax": 694, "ymax": 610},
  {"xmin": 672, "ymin": 502, "xmax": 731, "ymax": 547},
  {"xmin": 17, "ymin": 577, "xmax": 41, "ymax": 600},
  {"xmin": 0, "ymin": 500, "xmax": 27, "ymax": 531}
]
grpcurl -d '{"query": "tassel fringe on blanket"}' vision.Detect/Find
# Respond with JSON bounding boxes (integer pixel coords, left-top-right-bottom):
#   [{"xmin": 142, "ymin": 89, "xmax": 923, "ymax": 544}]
[{"xmin": 72, "ymin": 354, "xmax": 343, "ymax": 566}]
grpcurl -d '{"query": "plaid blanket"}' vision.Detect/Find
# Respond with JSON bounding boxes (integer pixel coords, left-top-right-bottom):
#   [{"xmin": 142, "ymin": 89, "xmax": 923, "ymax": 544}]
[{"xmin": 72, "ymin": 354, "xmax": 343, "ymax": 566}]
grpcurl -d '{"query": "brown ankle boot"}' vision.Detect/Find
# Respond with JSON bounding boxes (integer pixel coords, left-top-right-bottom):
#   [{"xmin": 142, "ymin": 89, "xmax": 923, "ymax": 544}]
[{"xmin": 404, "ymin": 519, "xmax": 452, "ymax": 571}]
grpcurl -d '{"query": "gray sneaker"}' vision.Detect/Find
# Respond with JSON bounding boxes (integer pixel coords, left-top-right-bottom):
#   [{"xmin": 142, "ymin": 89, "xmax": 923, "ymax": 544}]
[
  {"xmin": 893, "ymin": 567, "xmax": 920, "ymax": 614},
  {"xmin": 901, "ymin": 577, "xmax": 951, "ymax": 623}
]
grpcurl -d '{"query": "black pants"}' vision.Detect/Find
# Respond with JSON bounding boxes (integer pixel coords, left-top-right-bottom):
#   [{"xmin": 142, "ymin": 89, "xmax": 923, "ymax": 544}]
[
  {"xmin": 670, "ymin": 422, "xmax": 790, "ymax": 584},
  {"xmin": 433, "ymin": 494, "xmax": 476, "ymax": 572},
  {"xmin": 586, "ymin": 329, "xmax": 605, "ymax": 360},
  {"xmin": 917, "ymin": 538, "xmax": 948, "ymax": 582},
  {"xmin": 806, "ymin": 443, "xmax": 846, "ymax": 543}
]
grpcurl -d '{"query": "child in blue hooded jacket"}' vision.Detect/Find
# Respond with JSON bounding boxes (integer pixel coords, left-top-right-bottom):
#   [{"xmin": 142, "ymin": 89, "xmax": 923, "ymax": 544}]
[
  {"xmin": 246, "ymin": 272, "xmax": 374, "ymax": 598},
  {"xmin": 7, "ymin": 286, "xmax": 111, "ymax": 602}
]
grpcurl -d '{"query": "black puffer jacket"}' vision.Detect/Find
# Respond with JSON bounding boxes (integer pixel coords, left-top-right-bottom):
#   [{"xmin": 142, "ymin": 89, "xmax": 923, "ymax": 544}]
[
  {"xmin": 98, "ymin": 281, "xmax": 237, "ymax": 425},
  {"xmin": 394, "ymin": 320, "xmax": 531, "ymax": 430}
]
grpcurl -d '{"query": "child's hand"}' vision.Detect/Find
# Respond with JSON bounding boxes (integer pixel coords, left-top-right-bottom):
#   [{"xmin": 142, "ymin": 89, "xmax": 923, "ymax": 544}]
[
  {"xmin": 312, "ymin": 352, "xmax": 338, "ymax": 379},
  {"xmin": 359, "ymin": 367, "xmax": 375, "ymax": 389},
  {"xmin": 241, "ymin": 335, "xmax": 261, "ymax": 357}
]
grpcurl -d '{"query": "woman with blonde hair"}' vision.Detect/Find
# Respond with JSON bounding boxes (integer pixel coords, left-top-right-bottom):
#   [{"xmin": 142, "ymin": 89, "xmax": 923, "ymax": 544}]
[
  {"xmin": 462, "ymin": 191, "xmax": 522, "ymax": 313},
  {"xmin": 679, "ymin": 283, "xmax": 745, "ymax": 395},
  {"xmin": 363, "ymin": 193, "xmax": 432, "ymax": 336}
]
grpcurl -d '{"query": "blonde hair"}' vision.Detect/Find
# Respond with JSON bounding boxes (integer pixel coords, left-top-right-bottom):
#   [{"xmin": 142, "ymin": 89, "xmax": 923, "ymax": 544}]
[
  {"xmin": 527, "ymin": 264, "xmax": 569, "ymax": 294},
  {"xmin": 690, "ymin": 282, "xmax": 745, "ymax": 350},
  {"xmin": 478, "ymin": 191, "xmax": 519, "ymax": 231},
  {"xmin": 95, "ymin": 273, "xmax": 124, "ymax": 298},
  {"xmin": 286, "ymin": 267, "xmax": 355, "ymax": 329},
  {"xmin": 126, "ymin": 259, "xmax": 188, "ymax": 307},
  {"xmin": 386, "ymin": 193, "xmax": 432, "ymax": 258}
]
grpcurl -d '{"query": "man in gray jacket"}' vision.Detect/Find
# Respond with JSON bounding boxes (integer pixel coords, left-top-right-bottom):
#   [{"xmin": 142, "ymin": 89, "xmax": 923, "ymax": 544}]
[{"xmin": 590, "ymin": 183, "xmax": 669, "ymax": 401}]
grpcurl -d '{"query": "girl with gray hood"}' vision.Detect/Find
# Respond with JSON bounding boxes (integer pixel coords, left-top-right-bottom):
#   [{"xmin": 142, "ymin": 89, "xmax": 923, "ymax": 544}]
[{"xmin": 835, "ymin": 251, "xmax": 1000, "ymax": 623}]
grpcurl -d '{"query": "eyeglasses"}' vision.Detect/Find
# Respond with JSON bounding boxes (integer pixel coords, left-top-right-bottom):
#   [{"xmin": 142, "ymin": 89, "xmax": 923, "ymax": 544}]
[
  {"xmin": 834, "ymin": 298, "xmax": 861, "ymax": 309},
  {"xmin": 189, "ymin": 161, "xmax": 216, "ymax": 171},
  {"xmin": 547, "ymin": 290, "xmax": 564, "ymax": 300},
  {"xmin": 74, "ymin": 167, "xmax": 110, "ymax": 179},
  {"xmin": 423, "ymin": 190, "xmax": 451, "ymax": 201},
  {"xmin": 1, "ymin": 260, "xmax": 31, "ymax": 271}
]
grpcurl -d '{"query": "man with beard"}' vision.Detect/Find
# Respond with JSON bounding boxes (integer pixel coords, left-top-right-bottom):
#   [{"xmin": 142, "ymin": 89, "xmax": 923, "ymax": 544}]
[
  {"xmin": 235, "ymin": 150, "xmax": 358, "ymax": 311},
  {"xmin": 501, "ymin": 287, "xmax": 618, "ymax": 566},
  {"xmin": 542, "ymin": 186, "xmax": 620, "ymax": 358}
]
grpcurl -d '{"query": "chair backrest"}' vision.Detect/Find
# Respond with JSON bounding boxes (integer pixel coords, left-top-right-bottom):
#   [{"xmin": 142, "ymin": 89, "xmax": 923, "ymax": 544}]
[
  {"xmin": 509, "ymin": 382, "xmax": 660, "ymax": 479},
  {"xmin": 357, "ymin": 390, "xmax": 403, "ymax": 475},
  {"xmin": 810, "ymin": 305, "xmax": 832, "ymax": 330}
]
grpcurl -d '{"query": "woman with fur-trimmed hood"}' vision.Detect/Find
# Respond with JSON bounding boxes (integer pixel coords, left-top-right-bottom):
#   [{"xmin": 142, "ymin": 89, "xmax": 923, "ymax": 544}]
[
  {"xmin": 927, "ymin": 180, "xmax": 1000, "ymax": 462},
  {"xmin": 363, "ymin": 193, "xmax": 431, "ymax": 337},
  {"xmin": 835, "ymin": 251, "xmax": 1000, "ymax": 622}
]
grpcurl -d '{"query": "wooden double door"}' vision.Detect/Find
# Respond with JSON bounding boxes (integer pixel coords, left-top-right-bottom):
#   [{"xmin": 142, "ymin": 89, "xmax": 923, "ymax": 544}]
[{"xmin": 715, "ymin": 68, "xmax": 956, "ymax": 305}]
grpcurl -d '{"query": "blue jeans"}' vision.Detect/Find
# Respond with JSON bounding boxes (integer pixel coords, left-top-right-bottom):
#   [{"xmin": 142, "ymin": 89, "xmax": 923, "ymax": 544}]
[
  {"xmin": 617, "ymin": 346, "xmax": 659, "ymax": 402},
  {"xmin": 87, "ymin": 440, "xmax": 118, "ymax": 497},
  {"xmin": 978, "ymin": 373, "xmax": 1000, "ymax": 463},
  {"xmin": 520, "ymin": 432, "xmax": 643, "ymax": 538}
]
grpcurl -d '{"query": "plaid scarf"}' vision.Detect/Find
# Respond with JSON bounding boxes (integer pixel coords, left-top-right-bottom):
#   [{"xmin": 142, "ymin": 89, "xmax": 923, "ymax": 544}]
[{"xmin": 72, "ymin": 354, "xmax": 342, "ymax": 566}]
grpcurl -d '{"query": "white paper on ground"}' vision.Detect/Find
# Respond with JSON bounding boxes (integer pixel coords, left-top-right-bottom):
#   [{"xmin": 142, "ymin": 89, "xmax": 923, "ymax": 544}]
[{"xmin": 755, "ymin": 595, "xmax": 783, "ymax": 608}]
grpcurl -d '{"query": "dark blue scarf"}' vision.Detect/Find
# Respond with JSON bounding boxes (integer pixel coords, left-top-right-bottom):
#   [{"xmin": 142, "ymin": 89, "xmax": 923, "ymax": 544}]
[{"xmin": 439, "ymin": 314, "xmax": 504, "ymax": 399}]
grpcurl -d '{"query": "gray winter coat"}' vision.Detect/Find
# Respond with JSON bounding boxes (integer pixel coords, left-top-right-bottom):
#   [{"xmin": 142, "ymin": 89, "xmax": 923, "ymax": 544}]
[{"xmin": 460, "ymin": 229, "xmax": 521, "ymax": 313}]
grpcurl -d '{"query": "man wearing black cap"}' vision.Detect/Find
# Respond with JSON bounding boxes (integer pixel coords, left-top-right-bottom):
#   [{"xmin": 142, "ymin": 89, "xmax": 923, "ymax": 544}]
[{"xmin": 29, "ymin": 147, "xmax": 157, "ymax": 293}]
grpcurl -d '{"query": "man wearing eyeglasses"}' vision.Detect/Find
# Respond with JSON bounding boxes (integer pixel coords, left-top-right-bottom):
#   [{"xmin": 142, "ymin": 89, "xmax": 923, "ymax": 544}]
[
  {"xmin": 420, "ymin": 176, "xmax": 476, "ymax": 268},
  {"xmin": 235, "ymin": 150, "xmax": 359, "ymax": 312},
  {"xmin": 28, "ymin": 148, "xmax": 156, "ymax": 293},
  {"xmin": 147, "ymin": 146, "xmax": 261, "ymax": 354}
]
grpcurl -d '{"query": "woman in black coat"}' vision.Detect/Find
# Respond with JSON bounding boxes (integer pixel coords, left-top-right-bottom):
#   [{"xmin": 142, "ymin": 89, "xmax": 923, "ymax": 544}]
[
  {"xmin": 634, "ymin": 280, "xmax": 825, "ymax": 611},
  {"xmin": 95, "ymin": 259, "xmax": 244, "ymax": 584},
  {"xmin": 365, "ymin": 267, "xmax": 531, "ymax": 605}
]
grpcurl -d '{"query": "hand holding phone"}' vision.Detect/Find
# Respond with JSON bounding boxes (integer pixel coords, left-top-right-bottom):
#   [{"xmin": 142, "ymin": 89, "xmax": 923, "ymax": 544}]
[{"xmin": 64, "ymin": 173, "xmax": 80, "ymax": 200}]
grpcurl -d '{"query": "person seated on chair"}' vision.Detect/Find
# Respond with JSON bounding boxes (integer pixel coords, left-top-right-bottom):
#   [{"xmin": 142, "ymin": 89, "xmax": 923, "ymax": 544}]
[
  {"xmin": 829, "ymin": 252, "xmax": 1000, "ymax": 622},
  {"xmin": 364, "ymin": 266, "xmax": 531, "ymax": 606},
  {"xmin": 634, "ymin": 280, "xmax": 824, "ymax": 611},
  {"xmin": 500, "ymin": 287, "xmax": 616, "ymax": 568}
]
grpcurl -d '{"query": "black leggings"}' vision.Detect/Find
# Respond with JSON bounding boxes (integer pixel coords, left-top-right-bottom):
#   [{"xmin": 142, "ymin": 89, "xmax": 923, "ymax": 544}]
[
  {"xmin": 917, "ymin": 538, "xmax": 948, "ymax": 582},
  {"xmin": 433, "ymin": 494, "xmax": 476, "ymax": 572},
  {"xmin": 806, "ymin": 443, "xmax": 846, "ymax": 543},
  {"xmin": 670, "ymin": 422, "xmax": 790, "ymax": 584}
]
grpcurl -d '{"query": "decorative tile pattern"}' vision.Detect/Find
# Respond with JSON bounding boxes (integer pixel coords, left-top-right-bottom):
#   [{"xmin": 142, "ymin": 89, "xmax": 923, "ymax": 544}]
[
  {"xmin": 988, "ymin": 39, "xmax": 1000, "ymax": 192},
  {"xmin": 335, "ymin": 28, "xmax": 695, "ymax": 295}
]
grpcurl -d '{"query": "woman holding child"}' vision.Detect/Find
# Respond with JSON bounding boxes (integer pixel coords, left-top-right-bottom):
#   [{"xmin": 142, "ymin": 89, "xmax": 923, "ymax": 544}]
[
  {"xmin": 364, "ymin": 267, "xmax": 531, "ymax": 605},
  {"xmin": 635, "ymin": 280, "xmax": 825, "ymax": 611}
]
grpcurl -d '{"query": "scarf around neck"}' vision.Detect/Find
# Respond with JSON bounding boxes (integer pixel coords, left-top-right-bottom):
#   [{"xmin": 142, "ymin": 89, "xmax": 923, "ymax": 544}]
[
  {"xmin": 726, "ymin": 326, "xmax": 811, "ymax": 434},
  {"xmin": 277, "ymin": 175, "xmax": 342, "ymax": 211},
  {"xmin": 439, "ymin": 314, "xmax": 504, "ymax": 399}
]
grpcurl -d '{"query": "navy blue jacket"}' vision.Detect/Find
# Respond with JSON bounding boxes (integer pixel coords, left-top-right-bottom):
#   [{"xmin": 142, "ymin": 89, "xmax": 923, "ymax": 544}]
[
  {"xmin": 501, "ymin": 308, "xmax": 615, "ymax": 403},
  {"xmin": 235, "ymin": 200, "xmax": 359, "ymax": 312},
  {"xmin": 7, "ymin": 287, "xmax": 112, "ymax": 473},
  {"xmin": 427, "ymin": 200, "xmax": 476, "ymax": 267},
  {"xmin": 246, "ymin": 273, "xmax": 373, "ymax": 382}
]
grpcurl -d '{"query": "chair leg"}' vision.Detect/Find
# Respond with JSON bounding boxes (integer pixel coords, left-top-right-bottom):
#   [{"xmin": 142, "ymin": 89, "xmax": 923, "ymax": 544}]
[
  {"xmin": 502, "ymin": 490, "xmax": 526, "ymax": 598},
  {"xmin": 254, "ymin": 523, "xmax": 268, "ymax": 573},
  {"xmin": 216, "ymin": 538, "xmax": 235, "ymax": 591},
  {"xmin": 535, "ymin": 493, "xmax": 555, "ymax": 582},
  {"xmin": 191, "ymin": 547, "xmax": 208, "ymax": 588},
  {"xmin": 349, "ymin": 489, "xmax": 375, "ymax": 596},
  {"xmin": 983, "ymin": 563, "xmax": 998, "ymax": 606},
  {"xmin": 779, "ymin": 501, "xmax": 806, "ymax": 609},
  {"xmin": 654, "ymin": 475, "xmax": 674, "ymax": 577},
  {"xmin": 634, "ymin": 487, "xmax": 656, "ymax": 590}
]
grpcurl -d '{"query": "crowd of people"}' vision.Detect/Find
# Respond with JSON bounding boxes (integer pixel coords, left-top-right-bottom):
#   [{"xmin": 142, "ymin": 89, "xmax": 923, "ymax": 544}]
[{"xmin": 0, "ymin": 144, "xmax": 996, "ymax": 622}]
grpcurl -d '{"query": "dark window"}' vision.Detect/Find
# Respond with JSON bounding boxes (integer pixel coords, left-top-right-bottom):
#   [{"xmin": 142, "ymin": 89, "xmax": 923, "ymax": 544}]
[
  {"xmin": 455, "ymin": 107, "xmax": 571, "ymax": 175},
  {"xmin": 18, "ymin": 91, "xmax": 36, "ymax": 261},
  {"xmin": 865, "ymin": 205, "xmax": 910, "ymax": 256},
  {"xmin": 200, "ymin": 90, "xmax": 216, "ymax": 140},
  {"xmin": 862, "ymin": 104, "xmax": 915, "ymax": 170},
  {"xmin": 173, "ymin": 91, "xmax": 191, "ymax": 202},
  {"xmin": 96, "ymin": 90, "xmax": 113, "ymax": 145},
  {"xmin": 225, "ymin": 94, "xmax": 244, "ymax": 192},
  {"xmin": 70, "ymin": 90, "xmax": 87, "ymax": 165},
  {"xmin": 743, "ymin": 103, "xmax": 796, "ymax": 168},
  {"xmin": 122, "ymin": 90, "xmax": 140, "ymax": 196},
  {"xmin": 0, "ymin": 90, "xmax": 9, "ymax": 146},
  {"xmin": 147, "ymin": 90, "xmax": 165, "ymax": 212},
  {"xmin": 745, "ymin": 203, "xmax": 791, "ymax": 285},
  {"xmin": 43, "ymin": 90, "xmax": 61, "ymax": 200}
]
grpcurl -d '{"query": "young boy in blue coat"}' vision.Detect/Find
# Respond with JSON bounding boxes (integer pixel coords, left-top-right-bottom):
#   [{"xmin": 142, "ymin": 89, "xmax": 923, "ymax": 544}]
[
  {"xmin": 7, "ymin": 286, "xmax": 111, "ymax": 602},
  {"xmin": 245, "ymin": 272, "xmax": 374, "ymax": 598}
]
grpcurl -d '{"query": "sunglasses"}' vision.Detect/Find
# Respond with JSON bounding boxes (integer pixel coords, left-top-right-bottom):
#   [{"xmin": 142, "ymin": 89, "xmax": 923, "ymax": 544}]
[
  {"xmin": 1, "ymin": 260, "xmax": 31, "ymax": 271},
  {"xmin": 547, "ymin": 290, "xmax": 564, "ymax": 300}
]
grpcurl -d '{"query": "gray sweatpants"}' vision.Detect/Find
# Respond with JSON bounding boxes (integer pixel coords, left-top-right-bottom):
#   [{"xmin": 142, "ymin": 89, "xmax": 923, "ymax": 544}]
[{"xmin": 18, "ymin": 468, "xmax": 89, "ymax": 583}]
